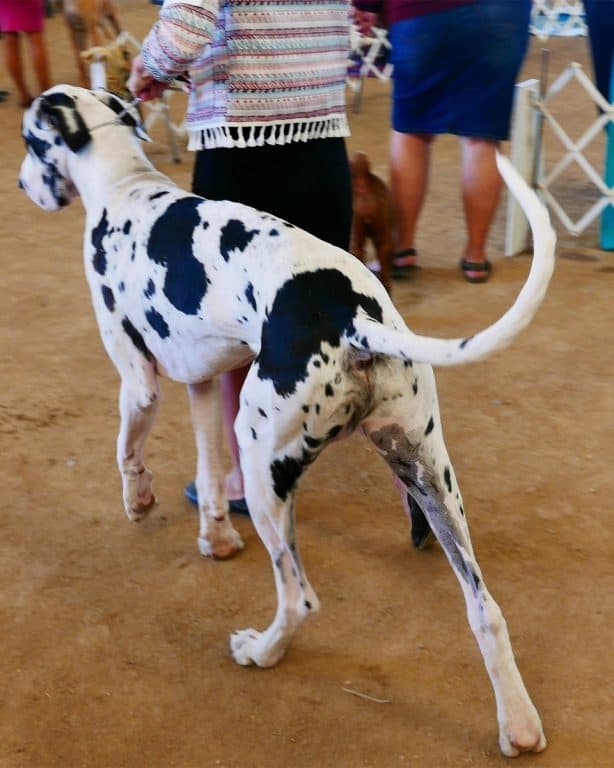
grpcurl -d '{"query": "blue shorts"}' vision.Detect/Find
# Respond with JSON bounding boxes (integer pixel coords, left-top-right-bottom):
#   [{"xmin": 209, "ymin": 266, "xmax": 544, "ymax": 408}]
[{"xmin": 390, "ymin": 0, "xmax": 531, "ymax": 141}]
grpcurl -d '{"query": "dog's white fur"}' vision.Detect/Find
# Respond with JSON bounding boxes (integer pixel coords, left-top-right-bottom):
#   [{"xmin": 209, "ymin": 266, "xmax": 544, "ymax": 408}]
[{"xmin": 19, "ymin": 86, "xmax": 556, "ymax": 757}]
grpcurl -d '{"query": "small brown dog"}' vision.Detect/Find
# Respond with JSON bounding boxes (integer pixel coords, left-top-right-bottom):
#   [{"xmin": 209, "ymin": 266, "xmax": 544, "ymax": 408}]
[
  {"xmin": 63, "ymin": 0, "xmax": 122, "ymax": 87},
  {"xmin": 350, "ymin": 151, "xmax": 394, "ymax": 292}
]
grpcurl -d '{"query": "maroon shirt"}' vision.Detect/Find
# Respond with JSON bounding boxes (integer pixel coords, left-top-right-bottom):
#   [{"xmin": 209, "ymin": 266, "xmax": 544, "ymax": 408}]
[{"xmin": 354, "ymin": 0, "xmax": 476, "ymax": 24}]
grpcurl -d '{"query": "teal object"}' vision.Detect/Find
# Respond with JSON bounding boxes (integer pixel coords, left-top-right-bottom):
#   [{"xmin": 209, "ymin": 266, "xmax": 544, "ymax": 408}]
[{"xmin": 600, "ymin": 54, "xmax": 614, "ymax": 249}]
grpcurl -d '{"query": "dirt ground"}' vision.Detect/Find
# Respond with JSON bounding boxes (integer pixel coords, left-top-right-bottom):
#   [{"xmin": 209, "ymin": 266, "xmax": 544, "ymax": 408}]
[{"xmin": 1, "ymin": 4, "xmax": 613, "ymax": 767}]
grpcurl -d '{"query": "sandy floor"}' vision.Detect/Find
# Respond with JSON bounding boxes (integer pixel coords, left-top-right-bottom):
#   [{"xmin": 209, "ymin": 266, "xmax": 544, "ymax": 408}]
[{"xmin": 1, "ymin": 3, "xmax": 613, "ymax": 767}]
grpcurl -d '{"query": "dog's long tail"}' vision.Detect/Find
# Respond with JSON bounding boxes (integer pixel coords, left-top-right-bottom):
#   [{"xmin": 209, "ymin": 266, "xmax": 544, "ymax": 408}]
[{"xmin": 352, "ymin": 153, "xmax": 556, "ymax": 367}]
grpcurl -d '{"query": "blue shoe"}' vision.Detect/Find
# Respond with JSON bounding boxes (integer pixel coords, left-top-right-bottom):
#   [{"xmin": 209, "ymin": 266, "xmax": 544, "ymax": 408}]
[{"xmin": 184, "ymin": 481, "xmax": 250, "ymax": 517}]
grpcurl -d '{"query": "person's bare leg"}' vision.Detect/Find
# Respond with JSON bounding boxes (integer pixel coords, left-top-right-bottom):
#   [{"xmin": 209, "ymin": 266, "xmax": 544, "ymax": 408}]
[
  {"xmin": 389, "ymin": 131, "xmax": 433, "ymax": 263},
  {"xmin": 460, "ymin": 137, "xmax": 502, "ymax": 280},
  {"xmin": 3, "ymin": 32, "xmax": 32, "ymax": 106},
  {"xmin": 27, "ymin": 31, "xmax": 51, "ymax": 94},
  {"xmin": 220, "ymin": 365, "xmax": 249, "ymax": 500}
]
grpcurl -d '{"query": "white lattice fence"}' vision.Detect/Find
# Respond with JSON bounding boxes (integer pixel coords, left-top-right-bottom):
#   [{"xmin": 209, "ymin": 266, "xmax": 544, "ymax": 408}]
[{"xmin": 507, "ymin": 62, "xmax": 614, "ymax": 253}]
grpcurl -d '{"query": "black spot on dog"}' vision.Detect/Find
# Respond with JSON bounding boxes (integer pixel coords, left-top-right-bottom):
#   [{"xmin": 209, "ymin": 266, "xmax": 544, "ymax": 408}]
[
  {"xmin": 271, "ymin": 455, "xmax": 304, "ymax": 501},
  {"xmin": 444, "ymin": 466, "xmax": 452, "ymax": 494},
  {"xmin": 25, "ymin": 131, "xmax": 51, "ymax": 161},
  {"xmin": 412, "ymin": 380, "xmax": 418, "ymax": 395},
  {"xmin": 39, "ymin": 92, "xmax": 91, "ymax": 152},
  {"xmin": 149, "ymin": 190, "xmax": 170, "ymax": 201},
  {"xmin": 202, "ymin": 221, "xmax": 209, "ymax": 229},
  {"xmin": 245, "ymin": 282, "xmax": 257, "ymax": 312},
  {"xmin": 145, "ymin": 307, "xmax": 170, "ymax": 339},
  {"xmin": 327, "ymin": 425, "xmax": 342, "ymax": 439},
  {"xmin": 304, "ymin": 435, "xmax": 321, "ymax": 449},
  {"xmin": 101, "ymin": 285, "xmax": 115, "ymax": 311},
  {"xmin": 258, "ymin": 408, "xmax": 267, "ymax": 418},
  {"xmin": 313, "ymin": 360, "xmax": 321, "ymax": 368},
  {"xmin": 459, "ymin": 504, "xmax": 465, "ymax": 517},
  {"xmin": 460, "ymin": 335, "xmax": 474, "ymax": 349},
  {"xmin": 251, "ymin": 427, "xmax": 257, "ymax": 440},
  {"xmin": 123, "ymin": 220, "xmax": 132, "ymax": 234},
  {"xmin": 91, "ymin": 208, "xmax": 110, "ymax": 275},
  {"xmin": 122, "ymin": 317, "xmax": 152, "ymax": 360},
  {"xmin": 131, "ymin": 242, "xmax": 136, "ymax": 261},
  {"xmin": 321, "ymin": 352, "xmax": 329, "ymax": 364},
  {"xmin": 270, "ymin": 229, "xmax": 279, "ymax": 237},
  {"xmin": 144, "ymin": 279, "xmax": 155, "ymax": 299},
  {"xmin": 425, "ymin": 417, "xmax": 434, "ymax": 436},
  {"xmin": 325, "ymin": 383, "xmax": 334, "ymax": 397},
  {"xmin": 220, "ymin": 219, "xmax": 259, "ymax": 262},
  {"xmin": 147, "ymin": 197, "xmax": 208, "ymax": 315},
  {"xmin": 257, "ymin": 270, "xmax": 383, "ymax": 397},
  {"xmin": 301, "ymin": 405, "xmax": 309, "ymax": 413},
  {"xmin": 118, "ymin": 281, "xmax": 125, "ymax": 292}
]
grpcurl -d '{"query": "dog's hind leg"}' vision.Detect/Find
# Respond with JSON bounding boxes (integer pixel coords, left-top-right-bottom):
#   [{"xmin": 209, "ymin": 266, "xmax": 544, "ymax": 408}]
[
  {"xmin": 117, "ymin": 376, "xmax": 159, "ymax": 522},
  {"xmin": 229, "ymin": 372, "xmax": 320, "ymax": 667},
  {"xmin": 362, "ymin": 374, "xmax": 546, "ymax": 756},
  {"xmin": 188, "ymin": 380, "xmax": 244, "ymax": 560}
]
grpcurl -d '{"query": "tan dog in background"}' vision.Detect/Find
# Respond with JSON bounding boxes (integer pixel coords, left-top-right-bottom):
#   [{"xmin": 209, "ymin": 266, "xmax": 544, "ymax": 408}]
[
  {"xmin": 63, "ymin": 0, "xmax": 122, "ymax": 87},
  {"xmin": 350, "ymin": 151, "xmax": 394, "ymax": 293}
]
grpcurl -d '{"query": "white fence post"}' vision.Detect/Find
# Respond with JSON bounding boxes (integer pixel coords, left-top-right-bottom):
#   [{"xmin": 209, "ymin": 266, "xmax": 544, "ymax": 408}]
[{"xmin": 506, "ymin": 79, "xmax": 541, "ymax": 256}]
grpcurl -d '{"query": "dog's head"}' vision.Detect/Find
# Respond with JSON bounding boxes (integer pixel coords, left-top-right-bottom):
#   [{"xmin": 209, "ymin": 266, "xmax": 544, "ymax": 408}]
[{"xmin": 19, "ymin": 84, "xmax": 148, "ymax": 211}]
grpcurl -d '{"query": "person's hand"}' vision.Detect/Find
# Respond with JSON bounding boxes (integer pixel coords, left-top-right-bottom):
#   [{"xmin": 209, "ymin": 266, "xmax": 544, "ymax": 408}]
[
  {"xmin": 352, "ymin": 9, "xmax": 378, "ymax": 37},
  {"xmin": 127, "ymin": 54, "xmax": 168, "ymax": 101}
]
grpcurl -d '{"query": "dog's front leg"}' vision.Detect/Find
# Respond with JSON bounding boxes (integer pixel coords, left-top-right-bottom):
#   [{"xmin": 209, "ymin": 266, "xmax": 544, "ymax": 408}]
[
  {"xmin": 117, "ymin": 379, "xmax": 159, "ymax": 522},
  {"xmin": 188, "ymin": 380, "xmax": 244, "ymax": 560}
]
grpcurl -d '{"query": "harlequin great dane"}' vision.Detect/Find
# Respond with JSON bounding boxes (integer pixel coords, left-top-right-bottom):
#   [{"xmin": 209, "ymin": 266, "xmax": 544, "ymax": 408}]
[{"xmin": 19, "ymin": 86, "xmax": 556, "ymax": 757}]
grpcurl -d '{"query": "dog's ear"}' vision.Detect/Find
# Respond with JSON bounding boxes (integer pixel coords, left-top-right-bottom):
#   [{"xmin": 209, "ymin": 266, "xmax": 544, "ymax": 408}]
[
  {"xmin": 93, "ymin": 89, "xmax": 152, "ymax": 142},
  {"xmin": 351, "ymin": 151, "xmax": 371, "ymax": 177},
  {"xmin": 38, "ymin": 92, "xmax": 92, "ymax": 153}
]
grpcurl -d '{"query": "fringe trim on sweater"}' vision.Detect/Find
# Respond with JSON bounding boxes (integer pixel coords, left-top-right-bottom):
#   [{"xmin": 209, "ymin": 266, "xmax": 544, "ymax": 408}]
[{"xmin": 187, "ymin": 115, "xmax": 351, "ymax": 150}]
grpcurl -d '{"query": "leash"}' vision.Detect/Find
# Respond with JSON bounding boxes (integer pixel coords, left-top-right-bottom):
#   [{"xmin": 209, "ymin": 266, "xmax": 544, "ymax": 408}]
[{"xmin": 88, "ymin": 95, "xmax": 143, "ymax": 132}]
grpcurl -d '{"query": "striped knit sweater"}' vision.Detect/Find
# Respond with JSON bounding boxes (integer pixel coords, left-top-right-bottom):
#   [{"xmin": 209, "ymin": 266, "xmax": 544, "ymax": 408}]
[{"xmin": 141, "ymin": 0, "xmax": 352, "ymax": 149}]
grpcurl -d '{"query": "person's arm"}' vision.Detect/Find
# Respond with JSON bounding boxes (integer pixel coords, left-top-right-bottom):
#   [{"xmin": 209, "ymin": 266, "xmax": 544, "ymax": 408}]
[
  {"xmin": 141, "ymin": 0, "xmax": 219, "ymax": 81},
  {"xmin": 128, "ymin": 1, "xmax": 218, "ymax": 100}
]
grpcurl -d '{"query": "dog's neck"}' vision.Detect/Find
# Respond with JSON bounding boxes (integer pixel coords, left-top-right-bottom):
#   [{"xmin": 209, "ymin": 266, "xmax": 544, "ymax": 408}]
[{"xmin": 68, "ymin": 125, "xmax": 165, "ymax": 209}]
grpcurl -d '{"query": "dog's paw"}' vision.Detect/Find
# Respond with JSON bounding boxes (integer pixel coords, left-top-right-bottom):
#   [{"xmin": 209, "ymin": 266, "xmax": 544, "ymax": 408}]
[
  {"xmin": 498, "ymin": 712, "xmax": 547, "ymax": 757},
  {"xmin": 230, "ymin": 628, "xmax": 285, "ymax": 668},
  {"xmin": 198, "ymin": 529, "xmax": 244, "ymax": 560},
  {"xmin": 123, "ymin": 467, "xmax": 155, "ymax": 522},
  {"xmin": 125, "ymin": 490, "xmax": 156, "ymax": 522}
]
